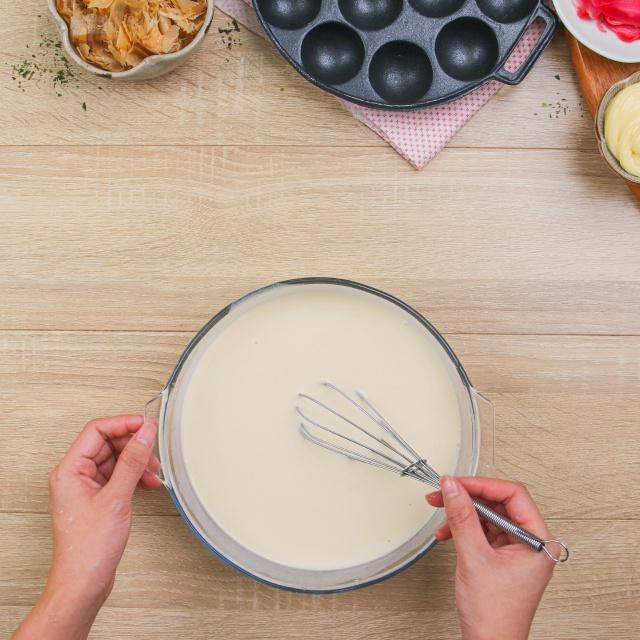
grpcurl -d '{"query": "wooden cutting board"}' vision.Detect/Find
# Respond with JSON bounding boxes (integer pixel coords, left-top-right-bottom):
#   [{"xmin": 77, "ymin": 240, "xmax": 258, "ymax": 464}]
[{"xmin": 565, "ymin": 31, "xmax": 640, "ymax": 200}]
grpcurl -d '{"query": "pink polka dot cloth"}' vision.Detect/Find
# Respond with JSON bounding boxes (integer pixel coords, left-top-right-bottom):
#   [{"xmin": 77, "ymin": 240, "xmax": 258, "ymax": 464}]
[{"xmin": 215, "ymin": 0, "xmax": 545, "ymax": 169}]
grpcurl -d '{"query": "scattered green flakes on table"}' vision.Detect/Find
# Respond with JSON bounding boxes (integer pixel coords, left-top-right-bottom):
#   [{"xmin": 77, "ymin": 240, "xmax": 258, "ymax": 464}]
[
  {"xmin": 544, "ymin": 98, "xmax": 569, "ymax": 118},
  {"xmin": 219, "ymin": 19, "xmax": 242, "ymax": 49},
  {"xmin": 531, "ymin": 73, "xmax": 585, "ymax": 120},
  {"xmin": 534, "ymin": 96, "xmax": 585, "ymax": 120},
  {"xmin": 7, "ymin": 15, "xmax": 89, "ymax": 111}
]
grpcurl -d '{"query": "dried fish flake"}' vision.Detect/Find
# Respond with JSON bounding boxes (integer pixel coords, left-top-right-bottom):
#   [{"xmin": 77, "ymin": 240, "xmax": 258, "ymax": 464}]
[{"xmin": 55, "ymin": 0, "xmax": 207, "ymax": 71}]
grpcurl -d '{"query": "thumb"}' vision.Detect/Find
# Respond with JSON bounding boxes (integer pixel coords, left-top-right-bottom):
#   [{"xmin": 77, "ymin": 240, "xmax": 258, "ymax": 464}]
[
  {"xmin": 440, "ymin": 476, "xmax": 488, "ymax": 556},
  {"xmin": 107, "ymin": 420, "xmax": 157, "ymax": 499}
]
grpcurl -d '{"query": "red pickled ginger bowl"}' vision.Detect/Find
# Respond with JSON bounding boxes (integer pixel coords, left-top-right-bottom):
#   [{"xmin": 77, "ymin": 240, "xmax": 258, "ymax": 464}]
[{"xmin": 554, "ymin": 0, "xmax": 640, "ymax": 62}]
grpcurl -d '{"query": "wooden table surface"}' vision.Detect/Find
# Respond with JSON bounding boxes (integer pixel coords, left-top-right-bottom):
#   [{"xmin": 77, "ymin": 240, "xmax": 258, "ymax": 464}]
[{"xmin": 1, "ymin": 5, "xmax": 639, "ymax": 639}]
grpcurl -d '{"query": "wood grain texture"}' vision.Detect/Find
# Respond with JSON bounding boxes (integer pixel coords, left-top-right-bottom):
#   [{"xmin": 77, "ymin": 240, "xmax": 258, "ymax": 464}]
[
  {"xmin": 565, "ymin": 32, "xmax": 640, "ymax": 200},
  {"xmin": 1, "ymin": 4, "xmax": 640, "ymax": 640},
  {"xmin": 1, "ymin": 332, "xmax": 638, "ymax": 520},
  {"xmin": 0, "ymin": 607, "xmax": 637, "ymax": 640},
  {"xmin": 1, "ymin": 513, "xmax": 639, "ymax": 612},
  {"xmin": 0, "ymin": 8, "xmax": 592, "ymax": 149},
  {"xmin": 1, "ymin": 145, "xmax": 638, "ymax": 334},
  {"xmin": 1, "ymin": 514, "xmax": 637, "ymax": 637}
]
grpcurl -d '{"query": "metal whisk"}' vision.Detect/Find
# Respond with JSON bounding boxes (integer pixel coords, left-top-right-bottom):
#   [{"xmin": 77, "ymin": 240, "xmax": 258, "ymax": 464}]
[{"xmin": 296, "ymin": 382, "xmax": 569, "ymax": 563}]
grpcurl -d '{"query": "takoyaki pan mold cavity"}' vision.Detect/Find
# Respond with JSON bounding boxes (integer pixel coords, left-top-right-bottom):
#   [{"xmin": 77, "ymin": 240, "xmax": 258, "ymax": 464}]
[{"xmin": 254, "ymin": 0, "xmax": 556, "ymax": 110}]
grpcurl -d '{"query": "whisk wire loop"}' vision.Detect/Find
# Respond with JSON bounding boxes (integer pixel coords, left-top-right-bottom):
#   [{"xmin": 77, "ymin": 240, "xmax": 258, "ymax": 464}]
[
  {"xmin": 299, "ymin": 388, "xmax": 416, "ymax": 467},
  {"xmin": 353, "ymin": 388, "xmax": 427, "ymax": 464},
  {"xmin": 296, "ymin": 406, "xmax": 408, "ymax": 471},
  {"xmin": 297, "ymin": 382, "xmax": 569, "ymax": 563}
]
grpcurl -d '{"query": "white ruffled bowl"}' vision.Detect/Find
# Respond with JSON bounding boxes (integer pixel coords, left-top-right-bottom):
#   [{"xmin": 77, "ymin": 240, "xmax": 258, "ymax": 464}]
[{"xmin": 47, "ymin": 0, "xmax": 215, "ymax": 80}]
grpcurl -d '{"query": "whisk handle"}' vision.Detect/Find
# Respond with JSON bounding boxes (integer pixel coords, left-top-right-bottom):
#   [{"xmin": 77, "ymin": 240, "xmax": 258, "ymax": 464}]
[{"xmin": 471, "ymin": 498, "xmax": 569, "ymax": 563}]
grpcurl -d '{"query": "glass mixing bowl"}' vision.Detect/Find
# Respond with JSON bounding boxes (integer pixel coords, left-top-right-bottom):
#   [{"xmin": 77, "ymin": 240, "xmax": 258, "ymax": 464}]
[{"xmin": 146, "ymin": 278, "xmax": 493, "ymax": 593}]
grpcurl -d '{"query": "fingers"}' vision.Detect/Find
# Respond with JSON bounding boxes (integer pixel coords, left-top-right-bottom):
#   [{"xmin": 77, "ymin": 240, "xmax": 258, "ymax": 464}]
[
  {"xmin": 106, "ymin": 421, "xmax": 158, "ymax": 500},
  {"xmin": 97, "ymin": 453, "xmax": 161, "ymax": 488},
  {"xmin": 147, "ymin": 454, "xmax": 161, "ymax": 473},
  {"xmin": 439, "ymin": 476, "xmax": 490, "ymax": 557},
  {"xmin": 140, "ymin": 470, "xmax": 164, "ymax": 490},
  {"xmin": 106, "ymin": 423, "xmax": 159, "ymax": 457},
  {"xmin": 462, "ymin": 477, "xmax": 549, "ymax": 536},
  {"xmin": 426, "ymin": 491, "xmax": 444, "ymax": 508},
  {"xmin": 434, "ymin": 519, "xmax": 509, "ymax": 545},
  {"xmin": 427, "ymin": 476, "xmax": 551, "ymax": 540},
  {"xmin": 489, "ymin": 532, "xmax": 511, "ymax": 548},
  {"xmin": 65, "ymin": 415, "xmax": 145, "ymax": 464},
  {"xmin": 97, "ymin": 438, "xmax": 160, "ymax": 471},
  {"xmin": 434, "ymin": 522, "xmax": 451, "ymax": 541}
]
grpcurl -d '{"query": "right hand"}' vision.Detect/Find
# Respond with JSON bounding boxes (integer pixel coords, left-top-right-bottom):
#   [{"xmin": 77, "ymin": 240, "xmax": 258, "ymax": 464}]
[{"xmin": 427, "ymin": 477, "xmax": 557, "ymax": 640}]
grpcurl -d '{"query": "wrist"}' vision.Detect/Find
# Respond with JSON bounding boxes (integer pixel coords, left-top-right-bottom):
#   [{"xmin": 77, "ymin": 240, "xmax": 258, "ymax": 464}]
[
  {"xmin": 460, "ymin": 610, "xmax": 531, "ymax": 640},
  {"xmin": 48, "ymin": 558, "xmax": 114, "ymax": 607},
  {"xmin": 464, "ymin": 634, "xmax": 528, "ymax": 640},
  {"xmin": 44, "ymin": 571, "xmax": 106, "ymax": 625},
  {"xmin": 462, "ymin": 622, "xmax": 530, "ymax": 640},
  {"xmin": 13, "ymin": 579, "xmax": 102, "ymax": 640}
]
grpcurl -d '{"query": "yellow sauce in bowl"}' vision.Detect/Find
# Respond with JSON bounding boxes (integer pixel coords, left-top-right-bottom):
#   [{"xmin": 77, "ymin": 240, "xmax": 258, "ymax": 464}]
[{"xmin": 605, "ymin": 82, "xmax": 640, "ymax": 178}]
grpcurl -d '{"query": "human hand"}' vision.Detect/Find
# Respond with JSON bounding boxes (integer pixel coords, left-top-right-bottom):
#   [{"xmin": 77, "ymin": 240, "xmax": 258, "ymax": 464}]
[
  {"xmin": 13, "ymin": 415, "xmax": 162, "ymax": 640},
  {"xmin": 47, "ymin": 415, "xmax": 162, "ymax": 606},
  {"xmin": 427, "ymin": 477, "xmax": 556, "ymax": 640}
]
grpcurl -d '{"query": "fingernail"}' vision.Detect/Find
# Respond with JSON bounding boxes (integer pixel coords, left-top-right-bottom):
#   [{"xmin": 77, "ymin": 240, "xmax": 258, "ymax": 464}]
[
  {"xmin": 441, "ymin": 476, "xmax": 459, "ymax": 498},
  {"xmin": 136, "ymin": 421, "xmax": 156, "ymax": 446}
]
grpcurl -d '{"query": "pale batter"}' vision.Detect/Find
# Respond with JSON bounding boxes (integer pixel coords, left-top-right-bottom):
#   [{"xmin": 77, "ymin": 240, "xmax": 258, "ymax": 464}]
[{"xmin": 178, "ymin": 284, "xmax": 462, "ymax": 570}]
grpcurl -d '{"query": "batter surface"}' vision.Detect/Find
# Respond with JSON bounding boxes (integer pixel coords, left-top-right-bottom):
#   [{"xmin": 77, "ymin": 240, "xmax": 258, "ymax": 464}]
[{"xmin": 179, "ymin": 284, "xmax": 462, "ymax": 570}]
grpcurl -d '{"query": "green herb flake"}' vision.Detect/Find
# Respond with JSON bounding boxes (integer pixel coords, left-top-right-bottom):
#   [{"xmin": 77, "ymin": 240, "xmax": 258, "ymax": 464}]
[{"xmin": 8, "ymin": 27, "xmax": 86, "ymax": 104}]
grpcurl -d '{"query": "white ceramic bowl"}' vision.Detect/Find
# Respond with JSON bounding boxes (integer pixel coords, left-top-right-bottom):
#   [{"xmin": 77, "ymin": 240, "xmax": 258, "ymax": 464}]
[
  {"xmin": 47, "ymin": 0, "xmax": 215, "ymax": 80},
  {"xmin": 553, "ymin": 0, "xmax": 640, "ymax": 63},
  {"xmin": 595, "ymin": 71, "xmax": 640, "ymax": 184}
]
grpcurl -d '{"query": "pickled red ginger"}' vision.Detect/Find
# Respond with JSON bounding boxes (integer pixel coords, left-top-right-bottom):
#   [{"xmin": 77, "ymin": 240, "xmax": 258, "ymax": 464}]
[{"xmin": 573, "ymin": 0, "xmax": 640, "ymax": 42}]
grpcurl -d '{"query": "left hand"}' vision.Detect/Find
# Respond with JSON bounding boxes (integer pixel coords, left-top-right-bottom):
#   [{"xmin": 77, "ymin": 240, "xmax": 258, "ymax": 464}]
[
  {"xmin": 46, "ymin": 415, "xmax": 162, "ymax": 608},
  {"xmin": 12, "ymin": 415, "xmax": 162, "ymax": 640}
]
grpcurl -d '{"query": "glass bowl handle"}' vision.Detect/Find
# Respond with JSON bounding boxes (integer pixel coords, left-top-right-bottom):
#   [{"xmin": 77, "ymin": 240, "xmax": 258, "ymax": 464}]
[
  {"xmin": 472, "ymin": 388, "xmax": 495, "ymax": 477},
  {"xmin": 144, "ymin": 390, "xmax": 170, "ymax": 490},
  {"xmin": 468, "ymin": 390, "xmax": 569, "ymax": 562}
]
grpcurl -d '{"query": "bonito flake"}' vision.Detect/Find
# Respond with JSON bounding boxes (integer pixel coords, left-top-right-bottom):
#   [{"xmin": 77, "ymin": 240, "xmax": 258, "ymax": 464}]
[{"xmin": 56, "ymin": 0, "xmax": 207, "ymax": 71}]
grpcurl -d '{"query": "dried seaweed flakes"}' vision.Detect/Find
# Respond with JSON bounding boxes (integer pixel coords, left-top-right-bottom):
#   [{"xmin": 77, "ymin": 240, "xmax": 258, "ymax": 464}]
[
  {"xmin": 219, "ymin": 19, "xmax": 241, "ymax": 49},
  {"xmin": 7, "ymin": 18, "xmax": 88, "ymax": 110}
]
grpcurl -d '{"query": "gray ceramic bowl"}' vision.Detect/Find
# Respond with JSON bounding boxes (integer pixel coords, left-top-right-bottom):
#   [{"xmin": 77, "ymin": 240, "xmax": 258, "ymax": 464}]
[
  {"xmin": 596, "ymin": 70, "xmax": 640, "ymax": 185},
  {"xmin": 47, "ymin": 0, "xmax": 214, "ymax": 80}
]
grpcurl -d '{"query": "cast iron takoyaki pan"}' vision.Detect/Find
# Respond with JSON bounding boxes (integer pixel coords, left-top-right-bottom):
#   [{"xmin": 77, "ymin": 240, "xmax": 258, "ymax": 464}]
[{"xmin": 253, "ymin": 0, "xmax": 556, "ymax": 110}]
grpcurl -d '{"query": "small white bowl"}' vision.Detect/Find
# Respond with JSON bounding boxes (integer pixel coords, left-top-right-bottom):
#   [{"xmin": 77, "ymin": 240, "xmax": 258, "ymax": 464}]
[
  {"xmin": 47, "ymin": 0, "xmax": 215, "ymax": 80},
  {"xmin": 596, "ymin": 71, "xmax": 640, "ymax": 185}
]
